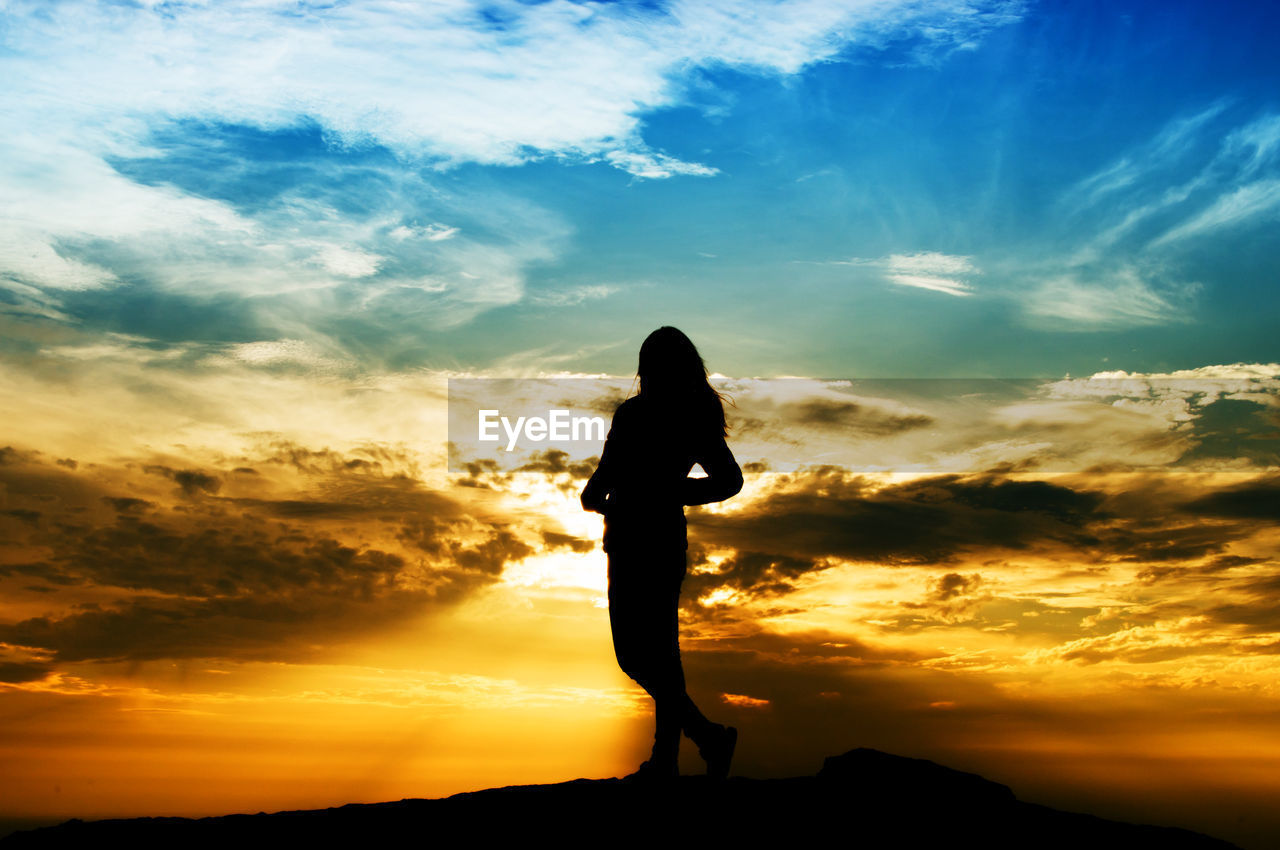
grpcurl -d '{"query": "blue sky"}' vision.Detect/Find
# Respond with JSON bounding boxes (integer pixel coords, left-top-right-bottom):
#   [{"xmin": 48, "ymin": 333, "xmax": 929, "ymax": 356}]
[{"xmin": 2, "ymin": 0, "xmax": 1278, "ymax": 380}]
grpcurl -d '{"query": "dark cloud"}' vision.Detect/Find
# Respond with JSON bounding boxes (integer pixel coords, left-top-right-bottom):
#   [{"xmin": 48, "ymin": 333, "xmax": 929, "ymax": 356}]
[
  {"xmin": 103, "ymin": 497, "xmax": 153, "ymax": 513},
  {"xmin": 143, "ymin": 464, "xmax": 222, "ymax": 496},
  {"xmin": 732, "ymin": 395, "xmax": 934, "ymax": 443},
  {"xmin": 684, "ymin": 549, "xmax": 820, "ymax": 602},
  {"xmin": 0, "ymin": 661, "xmax": 52, "ymax": 684},
  {"xmin": 1137, "ymin": 554, "xmax": 1265, "ymax": 583},
  {"xmin": 0, "ymin": 643, "xmax": 54, "ymax": 683},
  {"xmin": 930, "ymin": 572, "xmax": 982, "ymax": 602},
  {"xmin": 900, "ymin": 571, "xmax": 991, "ymax": 624},
  {"xmin": 453, "ymin": 457, "xmax": 503, "ymax": 489},
  {"xmin": 690, "ymin": 471, "xmax": 1106, "ymax": 580},
  {"xmin": 684, "ymin": 467, "xmax": 1277, "ymax": 604},
  {"xmin": 227, "ymin": 497, "xmax": 399, "ymax": 518},
  {"xmin": 541, "ymin": 530, "xmax": 594, "ymax": 553},
  {"xmin": 515, "ymin": 449, "xmax": 597, "ymax": 480},
  {"xmin": 25, "ymin": 517, "xmax": 407, "ymax": 597},
  {"xmin": 1177, "ymin": 398, "xmax": 1280, "ymax": 467},
  {"xmin": 455, "ymin": 449, "xmax": 598, "ymax": 494},
  {"xmin": 1, "ymin": 563, "xmax": 84, "ymax": 586},
  {"xmin": 398, "ymin": 517, "xmax": 533, "ymax": 578},
  {"xmin": 0, "ymin": 447, "xmax": 538, "ymax": 665},
  {"xmin": 1203, "ymin": 602, "xmax": 1280, "ymax": 635},
  {"xmin": 0, "ymin": 446, "xmax": 40, "ymax": 465},
  {"xmin": 253, "ymin": 440, "xmax": 421, "ymax": 478},
  {"xmin": 2, "ymin": 508, "xmax": 41, "ymax": 524},
  {"xmin": 223, "ymin": 459, "xmax": 459, "ymax": 518},
  {"xmin": 791, "ymin": 398, "xmax": 934, "ymax": 434},
  {"xmin": 401, "ymin": 519, "xmax": 532, "ymax": 575},
  {"xmin": 558, "ymin": 388, "xmax": 630, "ymax": 418},
  {"xmin": 1052, "ymin": 637, "xmax": 1280, "ymax": 666},
  {"xmin": 1203, "ymin": 554, "xmax": 1266, "ymax": 571},
  {"xmin": 1182, "ymin": 474, "xmax": 1280, "ymax": 520},
  {"xmin": 1192, "ymin": 568, "xmax": 1280, "ymax": 635},
  {"xmin": 0, "ymin": 564, "xmax": 423, "ymax": 666},
  {"xmin": 687, "ymin": 627, "xmax": 926, "ymax": 666},
  {"xmin": 1101, "ymin": 520, "xmax": 1247, "ymax": 563}
]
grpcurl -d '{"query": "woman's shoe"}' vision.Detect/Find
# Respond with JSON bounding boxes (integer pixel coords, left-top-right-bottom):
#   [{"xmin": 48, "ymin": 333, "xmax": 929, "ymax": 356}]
[
  {"xmin": 698, "ymin": 724, "xmax": 737, "ymax": 780},
  {"xmin": 623, "ymin": 757, "xmax": 679, "ymax": 782}
]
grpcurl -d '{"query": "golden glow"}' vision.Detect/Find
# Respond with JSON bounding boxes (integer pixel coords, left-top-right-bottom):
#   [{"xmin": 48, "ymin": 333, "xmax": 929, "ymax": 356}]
[{"xmin": 3, "ymin": 355, "xmax": 1279, "ymax": 849}]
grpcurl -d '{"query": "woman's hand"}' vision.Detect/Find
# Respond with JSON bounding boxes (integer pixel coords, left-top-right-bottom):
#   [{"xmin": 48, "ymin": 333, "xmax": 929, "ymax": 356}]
[{"xmin": 581, "ymin": 480, "xmax": 610, "ymax": 514}]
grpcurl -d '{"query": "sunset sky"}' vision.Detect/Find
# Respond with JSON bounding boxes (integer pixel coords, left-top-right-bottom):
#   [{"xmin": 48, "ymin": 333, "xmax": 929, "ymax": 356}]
[{"xmin": 3, "ymin": 0, "xmax": 1280, "ymax": 846}]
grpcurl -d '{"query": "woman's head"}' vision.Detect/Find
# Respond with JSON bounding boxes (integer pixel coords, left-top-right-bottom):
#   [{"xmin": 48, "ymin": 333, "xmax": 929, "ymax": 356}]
[{"xmin": 637, "ymin": 326, "xmax": 728, "ymax": 436}]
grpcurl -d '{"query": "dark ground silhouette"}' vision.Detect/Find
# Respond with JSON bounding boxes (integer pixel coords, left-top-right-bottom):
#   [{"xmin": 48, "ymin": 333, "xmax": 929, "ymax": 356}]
[{"xmin": 1, "ymin": 748, "xmax": 1239, "ymax": 848}]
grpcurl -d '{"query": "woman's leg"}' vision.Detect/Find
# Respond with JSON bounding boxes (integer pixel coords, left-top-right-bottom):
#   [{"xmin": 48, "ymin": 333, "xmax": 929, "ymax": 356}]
[
  {"xmin": 650, "ymin": 555, "xmax": 698, "ymax": 764},
  {"xmin": 608, "ymin": 548, "xmax": 719, "ymax": 770},
  {"xmin": 608, "ymin": 548, "xmax": 687, "ymax": 767},
  {"xmin": 642, "ymin": 549, "xmax": 736, "ymax": 774}
]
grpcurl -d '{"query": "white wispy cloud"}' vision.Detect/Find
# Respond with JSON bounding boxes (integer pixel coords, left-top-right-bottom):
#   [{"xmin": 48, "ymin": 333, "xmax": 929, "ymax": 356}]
[
  {"xmin": 0, "ymin": 0, "xmax": 1019, "ymax": 174},
  {"xmin": 0, "ymin": 240, "xmax": 117, "ymax": 292},
  {"xmin": 213, "ymin": 339, "xmax": 351, "ymax": 372},
  {"xmin": 1017, "ymin": 105, "xmax": 1280, "ymax": 330},
  {"xmin": 0, "ymin": 139, "xmax": 257, "ymax": 292},
  {"xmin": 312, "ymin": 244, "xmax": 384, "ymax": 278},
  {"xmin": 884, "ymin": 252, "xmax": 979, "ymax": 296},
  {"xmin": 831, "ymin": 252, "xmax": 979, "ymax": 296},
  {"xmin": 817, "ymin": 249, "xmax": 1196, "ymax": 330},
  {"xmin": 603, "ymin": 150, "xmax": 720, "ymax": 179},
  {"xmin": 529, "ymin": 284, "xmax": 622, "ymax": 307},
  {"xmin": 1065, "ymin": 107, "xmax": 1280, "ymax": 252},
  {"xmin": 1063, "ymin": 101, "xmax": 1229, "ymax": 212},
  {"xmin": 1152, "ymin": 177, "xmax": 1280, "ymax": 245},
  {"xmin": 390, "ymin": 224, "xmax": 461, "ymax": 243},
  {"xmin": 1019, "ymin": 265, "xmax": 1199, "ymax": 331}
]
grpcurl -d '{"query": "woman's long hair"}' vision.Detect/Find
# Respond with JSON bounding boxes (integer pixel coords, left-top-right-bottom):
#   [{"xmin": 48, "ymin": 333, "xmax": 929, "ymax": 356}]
[{"xmin": 636, "ymin": 326, "xmax": 730, "ymax": 437}]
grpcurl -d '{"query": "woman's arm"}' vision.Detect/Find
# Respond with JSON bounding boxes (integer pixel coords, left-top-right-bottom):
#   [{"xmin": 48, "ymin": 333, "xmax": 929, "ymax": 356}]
[
  {"xmin": 580, "ymin": 402, "xmax": 627, "ymax": 513},
  {"xmin": 682, "ymin": 436, "xmax": 743, "ymax": 506},
  {"xmin": 580, "ymin": 456, "xmax": 611, "ymax": 514}
]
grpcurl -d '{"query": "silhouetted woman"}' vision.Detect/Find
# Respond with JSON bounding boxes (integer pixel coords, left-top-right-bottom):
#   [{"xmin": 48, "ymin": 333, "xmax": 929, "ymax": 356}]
[{"xmin": 580, "ymin": 326, "xmax": 743, "ymax": 779}]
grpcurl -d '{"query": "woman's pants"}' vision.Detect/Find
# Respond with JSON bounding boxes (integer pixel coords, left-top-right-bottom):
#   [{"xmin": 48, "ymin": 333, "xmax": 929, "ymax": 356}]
[{"xmin": 607, "ymin": 545, "xmax": 714, "ymax": 761}]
